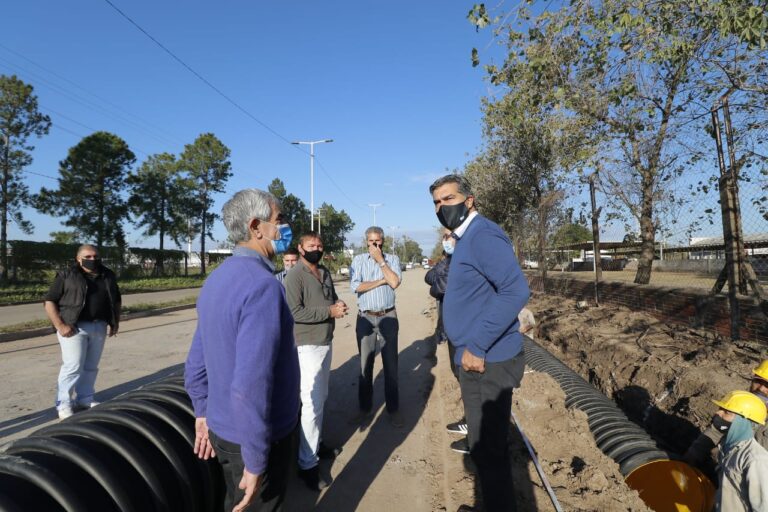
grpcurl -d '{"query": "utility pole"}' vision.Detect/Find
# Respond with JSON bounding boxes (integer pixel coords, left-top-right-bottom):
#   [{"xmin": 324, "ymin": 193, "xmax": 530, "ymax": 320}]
[
  {"xmin": 291, "ymin": 139, "xmax": 333, "ymax": 231},
  {"xmin": 388, "ymin": 226, "xmax": 399, "ymax": 259},
  {"xmin": 368, "ymin": 203, "xmax": 383, "ymax": 226},
  {"xmin": 588, "ymin": 172, "xmax": 602, "ymax": 305}
]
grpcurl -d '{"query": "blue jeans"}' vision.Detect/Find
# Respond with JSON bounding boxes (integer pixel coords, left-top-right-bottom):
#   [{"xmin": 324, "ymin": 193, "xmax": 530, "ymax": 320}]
[{"xmin": 56, "ymin": 320, "xmax": 108, "ymax": 409}]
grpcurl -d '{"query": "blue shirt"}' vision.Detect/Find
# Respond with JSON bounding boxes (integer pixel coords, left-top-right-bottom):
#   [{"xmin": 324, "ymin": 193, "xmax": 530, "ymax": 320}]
[
  {"xmin": 443, "ymin": 215, "xmax": 530, "ymax": 364},
  {"xmin": 350, "ymin": 253, "xmax": 402, "ymax": 311},
  {"xmin": 184, "ymin": 245, "xmax": 300, "ymax": 474}
]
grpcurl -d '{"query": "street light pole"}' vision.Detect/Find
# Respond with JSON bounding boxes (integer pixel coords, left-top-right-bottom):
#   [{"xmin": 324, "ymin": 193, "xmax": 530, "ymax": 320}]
[
  {"xmin": 292, "ymin": 139, "xmax": 333, "ymax": 231},
  {"xmin": 388, "ymin": 226, "xmax": 399, "ymax": 258},
  {"xmin": 368, "ymin": 203, "xmax": 383, "ymax": 226}
]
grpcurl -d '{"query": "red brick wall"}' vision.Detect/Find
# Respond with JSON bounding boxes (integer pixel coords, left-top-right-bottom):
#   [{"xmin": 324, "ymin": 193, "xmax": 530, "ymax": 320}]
[{"xmin": 526, "ymin": 273, "xmax": 768, "ymax": 344}]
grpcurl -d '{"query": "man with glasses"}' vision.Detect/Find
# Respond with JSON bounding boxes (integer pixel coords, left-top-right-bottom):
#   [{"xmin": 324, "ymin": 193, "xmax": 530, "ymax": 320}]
[
  {"xmin": 44, "ymin": 244, "xmax": 121, "ymax": 419},
  {"xmin": 285, "ymin": 232, "xmax": 347, "ymax": 490}
]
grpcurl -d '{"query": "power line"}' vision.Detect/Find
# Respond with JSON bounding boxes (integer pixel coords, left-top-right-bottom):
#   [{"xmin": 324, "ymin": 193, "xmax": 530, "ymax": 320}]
[
  {"xmin": 102, "ymin": 1, "xmax": 367, "ymax": 215},
  {"xmin": 0, "ymin": 43, "xmax": 185, "ymax": 147},
  {"xmin": 102, "ymin": 0, "xmax": 299, "ymax": 148}
]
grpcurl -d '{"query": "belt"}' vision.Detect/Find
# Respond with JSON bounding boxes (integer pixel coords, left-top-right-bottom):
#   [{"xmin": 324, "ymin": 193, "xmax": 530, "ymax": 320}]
[{"xmin": 361, "ymin": 307, "xmax": 395, "ymax": 317}]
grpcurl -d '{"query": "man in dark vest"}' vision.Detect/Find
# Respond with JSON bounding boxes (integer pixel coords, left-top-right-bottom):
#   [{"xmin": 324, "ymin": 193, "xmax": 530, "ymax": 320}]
[{"xmin": 44, "ymin": 244, "xmax": 121, "ymax": 419}]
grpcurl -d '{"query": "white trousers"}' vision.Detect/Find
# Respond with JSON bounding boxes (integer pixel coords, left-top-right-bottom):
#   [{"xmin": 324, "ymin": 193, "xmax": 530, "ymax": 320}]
[{"xmin": 297, "ymin": 344, "xmax": 333, "ymax": 470}]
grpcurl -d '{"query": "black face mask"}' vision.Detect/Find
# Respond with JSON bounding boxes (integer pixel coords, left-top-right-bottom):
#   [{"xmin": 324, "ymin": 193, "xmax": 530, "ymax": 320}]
[
  {"xmin": 437, "ymin": 201, "xmax": 469, "ymax": 230},
  {"xmin": 712, "ymin": 414, "xmax": 732, "ymax": 433},
  {"xmin": 303, "ymin": 250, "xmax": 323, "ymax": 264},
  {"xmin": 81, "ymin": 259, "xmax": 100, "ymax": 272}
]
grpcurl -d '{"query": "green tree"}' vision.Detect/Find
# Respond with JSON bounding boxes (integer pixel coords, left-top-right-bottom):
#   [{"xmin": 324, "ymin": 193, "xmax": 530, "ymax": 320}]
[
  {"xmin": 127, "ymin": 153, "xmax": 189, "ymax": 274},
  {"xmin": 468, "ymin": 0, "xmax": 768, "ymax": 284},
  {"xmin": 36, "ymin": 131, "xmax": 135, "ymax": 248},
  {"xmin": 552, "ymin": 223, "xmax": 592, "ymax": 247},
  {"xmin": 49, "ymin": 231, "xmax": 79, "ymax": 244},
  {"xmin": 316, "ymin": 202, "xmax": 354, "ymax": 254},
  {"xmin": 0, "ymin": 75, "xmax": 51, "ymax": 283},
  {"xmin": 179, "ymin": 133, "xmax": 232, "ymax": 275},
  {"xmin": 398, "ymin": 235, "xmax": 424, "ymax": 263},
  {"xmin": 268, "ymin": 178, "xmax": 310, "ymax": 242}
]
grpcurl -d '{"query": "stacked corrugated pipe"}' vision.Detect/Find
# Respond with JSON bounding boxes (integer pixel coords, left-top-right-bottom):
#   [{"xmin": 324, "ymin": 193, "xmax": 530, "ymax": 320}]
[
  {"xmin": 0, "ymin": 373, "xmax": 224, "ymax": 512},
  {"xmin": 523, "ymin": 336, "xmax": 715, "ymax": 512}
]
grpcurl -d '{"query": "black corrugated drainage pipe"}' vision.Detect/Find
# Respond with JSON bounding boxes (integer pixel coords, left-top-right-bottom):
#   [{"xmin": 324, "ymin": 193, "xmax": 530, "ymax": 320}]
[
  {"xmin": 523, "ymin": 336, "xmax": 715, "ymax": 512},
  {"xmin": 0, "ymin": 372, "xmax": 224, "ymax": 511}
]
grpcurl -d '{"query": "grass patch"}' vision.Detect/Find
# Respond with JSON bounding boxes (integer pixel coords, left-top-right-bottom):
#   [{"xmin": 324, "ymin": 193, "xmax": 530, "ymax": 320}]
[
  {"xmin": 0, "ymin": 275, "xmax": 206, "ymax": 305},
  {"xmin": 0, "ymin": 296, "xmax": 197, "ymax": 335}
]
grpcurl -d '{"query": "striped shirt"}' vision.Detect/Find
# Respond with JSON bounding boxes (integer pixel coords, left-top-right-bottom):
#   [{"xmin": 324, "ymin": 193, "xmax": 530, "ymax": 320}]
[{"xmin": 350, "ymin": 253, "xmax": 402, "ymax": 312}]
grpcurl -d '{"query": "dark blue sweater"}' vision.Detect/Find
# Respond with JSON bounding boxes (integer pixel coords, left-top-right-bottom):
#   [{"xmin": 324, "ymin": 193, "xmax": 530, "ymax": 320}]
[
  {"xmin": 185, "ymin": 247, "xmax": 299, "ymax": 474},
  {"xmin": 443, "ymin": 215, "xmax": 530, "ymax": 364}
]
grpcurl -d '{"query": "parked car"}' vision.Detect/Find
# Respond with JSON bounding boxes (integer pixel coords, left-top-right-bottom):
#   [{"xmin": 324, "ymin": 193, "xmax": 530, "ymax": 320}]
[
  {"xmin": 338, "ymin": 266, "xmax": 350, "ymax": 276},
  {"xmin": 405, "ymin": 263, "xmax": 413, "ymax": 270},
  {"xmin": 522, "ymin": 260, "xmax": 539, "ymax": 269}
]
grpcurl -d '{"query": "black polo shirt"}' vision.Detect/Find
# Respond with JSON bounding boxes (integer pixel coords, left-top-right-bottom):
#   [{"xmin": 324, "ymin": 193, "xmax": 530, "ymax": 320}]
[{"xmin": 77, "ymin": 271, "xmax": 112, "ymax": 323}]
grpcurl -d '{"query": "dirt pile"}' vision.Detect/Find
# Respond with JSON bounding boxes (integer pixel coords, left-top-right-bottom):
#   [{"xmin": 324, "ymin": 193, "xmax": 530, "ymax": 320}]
[
  {"xmin": 529, "ymin": 292, "xmax": 764, "ymax": 457},
  {"xmin": 437, "ymin": 344, "xmax": 651, "ymax": 511}
]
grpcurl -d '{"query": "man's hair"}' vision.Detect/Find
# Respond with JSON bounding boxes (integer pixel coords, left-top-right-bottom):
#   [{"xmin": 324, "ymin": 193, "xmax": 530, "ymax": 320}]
[
  {"xmin": 299, "ymin": 231, "xmax": 322, "ymax": 246},
  {"xmin": 429, "ymin": 174, "xmax": 473, "ymax": 197},
  {"xmin": 222, "ymin": 189, "xmax": 280, "ymax": 244},
  {"xmin": 283, "ymin": 247, "xmax": 300, "ymax": 257},
  {"xmin": 77, "ymin": 244, "xmax": 98, "ymax": 257},
  {"xmin": 365, "ymin": 226, "xmax": 384, "ymax": 238}
]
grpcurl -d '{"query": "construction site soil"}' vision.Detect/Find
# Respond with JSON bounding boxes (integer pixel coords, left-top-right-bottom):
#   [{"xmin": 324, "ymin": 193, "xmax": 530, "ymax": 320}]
[{"xmin": 528, "ymin": 291, "xmax": 765, "ymax": 478}]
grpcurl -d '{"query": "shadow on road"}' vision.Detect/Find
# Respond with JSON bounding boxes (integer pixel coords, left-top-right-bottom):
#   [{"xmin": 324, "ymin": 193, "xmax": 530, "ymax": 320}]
[
  {"xmin": 0, "ymin": 363, "xmax": 183, "ymax": 441},
  {"xmin": 285, "ymin": 336, "xmax": 437, "ymax": 511}
]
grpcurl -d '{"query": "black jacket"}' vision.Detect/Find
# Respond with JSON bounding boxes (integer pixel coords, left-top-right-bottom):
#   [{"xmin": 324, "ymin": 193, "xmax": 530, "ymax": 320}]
[
  {"xmin": 44, "ymin": 264, "xmax": 122, "ymax": 328},
  {"xmin": 424, "ymin": 255, "xmax": 451, "ymax": 300}
]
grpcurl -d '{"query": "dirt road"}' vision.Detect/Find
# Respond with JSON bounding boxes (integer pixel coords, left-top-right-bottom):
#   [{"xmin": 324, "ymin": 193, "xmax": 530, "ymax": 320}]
[{"xmin": 0, "ymin": 269, "xmax": 653, "ymax": 511}]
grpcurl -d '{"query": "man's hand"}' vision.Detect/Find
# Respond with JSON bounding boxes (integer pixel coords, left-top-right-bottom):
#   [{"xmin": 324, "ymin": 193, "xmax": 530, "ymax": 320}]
[
  {"xmin": 461, "ymin": 349, "xmax": 486, "ymax": 373},
  {"xmin": 329, "ymin": 301, "xmax": 348, "ymax": 319},
  {"xmin": 57, "ymin": 323, "xmax": 76, "ymax": 337},
  {"xmin": 109, "ymin": 325, "xmax": 119, "ymax": 337},
  {"xmin": 368, "ymin": 243, "xmax": 385, "ymax": 264},
  {"xmin": 193, "ymin": 417, "xmax": 216, "ymax": 460},
  {"xmin": 234, "ymin": 469, "xmax": 263, "ymax": 512}
]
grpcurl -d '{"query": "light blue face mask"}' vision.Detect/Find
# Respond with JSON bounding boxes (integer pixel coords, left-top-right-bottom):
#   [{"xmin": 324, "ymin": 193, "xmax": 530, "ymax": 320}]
[
  {"xmin": 442, "ymin": 240, "xmax": 455, "ymax": 255},
  {"xmin": 271, "ymin": 224, "xmax": 293, "ymax": 255}
]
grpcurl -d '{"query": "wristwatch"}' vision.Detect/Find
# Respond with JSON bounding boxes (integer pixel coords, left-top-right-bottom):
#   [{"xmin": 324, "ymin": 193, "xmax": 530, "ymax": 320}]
[{"xmin": 378, "ymin": 261, "xmax": 386, "ymax": 268}]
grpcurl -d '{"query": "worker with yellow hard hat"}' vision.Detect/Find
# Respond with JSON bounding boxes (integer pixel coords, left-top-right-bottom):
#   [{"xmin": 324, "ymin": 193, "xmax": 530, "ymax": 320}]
[
  {"xmin": 684, "ymin": 360, "xmax": 768, "ymax": 479},
  {"xmin": 711, "ymin": 390, "xmax": 768, "ymax": 512}
]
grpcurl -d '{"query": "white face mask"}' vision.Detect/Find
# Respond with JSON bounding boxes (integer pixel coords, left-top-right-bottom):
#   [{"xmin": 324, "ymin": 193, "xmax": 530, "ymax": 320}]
[{"xmin": 442, "ymin": 240, "xmax": 455, "ymax": 255}]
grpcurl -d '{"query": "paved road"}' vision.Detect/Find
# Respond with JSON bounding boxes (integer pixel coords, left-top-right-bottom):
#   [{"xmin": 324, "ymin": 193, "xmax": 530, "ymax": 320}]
[{"xmin": 0, "ymin": 287, "xmax": 202, "ymax": 327}]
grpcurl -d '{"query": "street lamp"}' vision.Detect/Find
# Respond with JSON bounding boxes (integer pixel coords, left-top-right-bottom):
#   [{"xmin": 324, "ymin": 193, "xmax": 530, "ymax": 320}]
[
  {"xmin": 388, "ymin": 226, "xmax": 399, "ymax": 258},
  {"xmin": 291, "ymin": 139, "xmax": 333, "ymax": 231},
  {"xmin": 368, "ymin": 203, "xmax": 383, "ymax": 226}
]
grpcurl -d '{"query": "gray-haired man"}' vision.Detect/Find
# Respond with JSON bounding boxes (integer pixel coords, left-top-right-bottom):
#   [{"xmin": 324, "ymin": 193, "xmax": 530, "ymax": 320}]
[{"xmin": 349, "ymin": 226, "xmax": 403, "ymax": 427}]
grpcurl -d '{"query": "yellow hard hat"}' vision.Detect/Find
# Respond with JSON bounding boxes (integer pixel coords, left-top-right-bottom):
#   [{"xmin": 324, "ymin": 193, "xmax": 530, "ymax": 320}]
[
  {"xmin": 753, "ymin": 360, "xmax": 768, "ymax": 381},
  {"xmin": 713, "ymin": 390, "xmax": 767, "ymax": 425}
]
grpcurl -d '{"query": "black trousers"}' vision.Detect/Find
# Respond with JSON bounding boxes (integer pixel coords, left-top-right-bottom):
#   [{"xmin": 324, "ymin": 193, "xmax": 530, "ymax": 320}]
[
  {"xmin": 209, "ymin": 425, "xmax": 298, "ymax": 512},
  {"xmin": 459, "ymin": 351, "xmax": 525, "ymax": 512},
  {"xmin": 356, "ymin": 310, "xmax": 399, "ymax": 413}
]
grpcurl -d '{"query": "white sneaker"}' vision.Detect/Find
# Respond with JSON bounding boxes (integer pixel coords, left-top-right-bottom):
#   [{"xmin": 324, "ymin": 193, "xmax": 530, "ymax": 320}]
[{"xmin": 58, "ymin": 406, "xmax": 74, "ymax": 419}]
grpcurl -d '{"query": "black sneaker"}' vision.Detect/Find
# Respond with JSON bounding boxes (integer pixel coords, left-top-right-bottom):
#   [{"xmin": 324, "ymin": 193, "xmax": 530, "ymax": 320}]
[
  {"xmin": 298, "ymin": 465, "xmax": 329, "ymax": 491},
  {"xmin": 318, "ymin": 442, "xmax": 341, "ymax": 460},
  {"xmin": 450, "ymin": 438, "xmax": 470, "ymax": 455},
  {"xmin": 446, "ymin": 419, "xmax": 468, "ymax": 435}
]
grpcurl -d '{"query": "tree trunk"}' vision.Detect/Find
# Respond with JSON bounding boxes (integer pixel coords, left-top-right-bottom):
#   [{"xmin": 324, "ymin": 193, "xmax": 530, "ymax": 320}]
[
  {"xmin": 634, "ymin": 174, "xmax": 655, "ymax": 284},
  {"xmin": 0, "ymin": 141, "xmax": 9, "ymax": 285},
  {"xmin": 200, "ymin": 206, "xmax": 206, "ymax": 276},
  {"xmin": 157, "ymin": 194, "xmax": 165, "ymax": 276}
]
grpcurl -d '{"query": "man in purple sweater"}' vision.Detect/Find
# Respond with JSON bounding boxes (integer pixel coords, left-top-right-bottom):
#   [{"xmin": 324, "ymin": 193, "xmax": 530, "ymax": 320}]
[
  {"xmin": 185, "ymin": 188, "xmax": 300, "ymax": 512},
  {"xmin": 430, "ymin": 175, "xmax": 530, "ymax": 512}
]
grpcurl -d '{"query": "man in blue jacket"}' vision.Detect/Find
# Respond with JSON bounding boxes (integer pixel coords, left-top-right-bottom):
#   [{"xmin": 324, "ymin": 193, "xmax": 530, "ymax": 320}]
[
  {"xmin": 430, "ymin": 174, "xmax": 530, "ymax": 512},
  {"xmin": 185, "ymin": 188, "xmax": 299, "ymax": 512}
]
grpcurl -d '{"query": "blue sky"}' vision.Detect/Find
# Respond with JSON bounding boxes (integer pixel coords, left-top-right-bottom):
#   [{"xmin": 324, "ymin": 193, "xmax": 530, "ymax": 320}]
[{"xmin": 1, "ymin": 1, "xmax": 510, "ymax": 253}]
